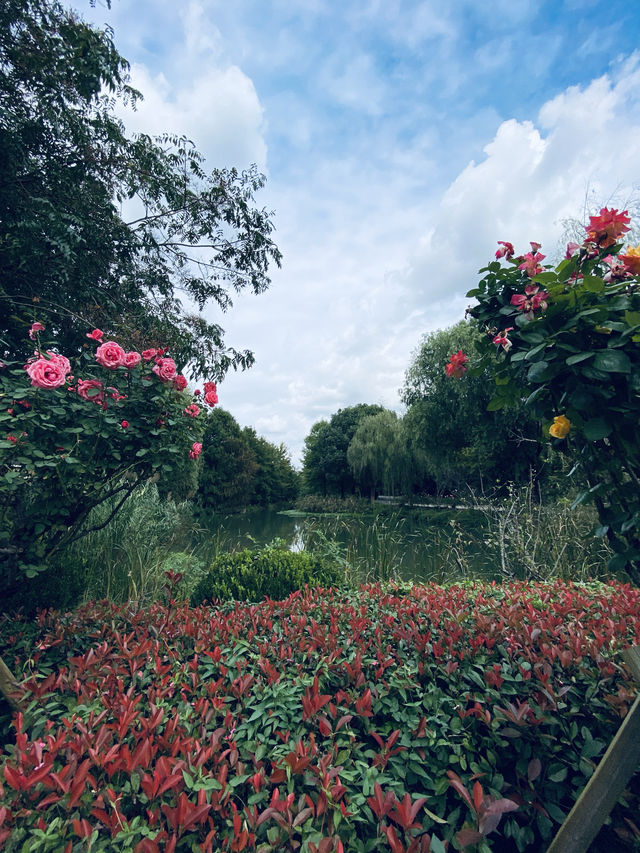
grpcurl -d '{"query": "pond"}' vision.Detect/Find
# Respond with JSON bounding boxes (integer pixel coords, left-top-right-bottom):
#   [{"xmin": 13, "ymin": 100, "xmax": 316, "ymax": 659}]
[{"xmin": 197, "ymin": 505, "xmax": 499, "ymax": 584}]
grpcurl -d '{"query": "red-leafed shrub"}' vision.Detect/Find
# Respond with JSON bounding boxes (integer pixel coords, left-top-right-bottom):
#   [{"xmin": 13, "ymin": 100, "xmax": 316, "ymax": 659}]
[{"xmin": 1, "ymin": 580, "xmax": 639, "ymax": 851}]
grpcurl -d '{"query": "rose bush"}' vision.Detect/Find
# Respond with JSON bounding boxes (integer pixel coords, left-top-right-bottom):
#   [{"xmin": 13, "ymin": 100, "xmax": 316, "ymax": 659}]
[
  {"xmin": 460, "ymin": 208, "xmax": 640, "ymax": 582},
  {"xmin": 0, "ymin": 326, "xmax": 217, "ymax": 594}
]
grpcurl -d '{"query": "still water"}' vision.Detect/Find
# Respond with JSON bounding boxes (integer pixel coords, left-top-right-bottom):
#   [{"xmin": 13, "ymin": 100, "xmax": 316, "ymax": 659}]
[{"xmin": 198, "ymin": 506, "xmax": 497, "ymax": 583}]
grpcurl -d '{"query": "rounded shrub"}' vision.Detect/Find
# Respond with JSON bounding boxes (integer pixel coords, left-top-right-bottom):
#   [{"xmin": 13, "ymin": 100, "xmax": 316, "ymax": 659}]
[{"xmin": 190, "ymin": 544, "xmax": 344, "ymax": 604}]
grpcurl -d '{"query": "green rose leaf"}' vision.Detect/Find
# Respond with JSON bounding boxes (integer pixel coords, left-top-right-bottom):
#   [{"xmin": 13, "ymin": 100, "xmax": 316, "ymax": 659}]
[
  {"xmin": 566, "ymin": 352, "xmax": 594, "ymax": 366},
  {"xmin": 527, "ymin": 361, "xmax": 550, "ymax": 383},
  {"xmin": 582, "ymin": 418, "xmax": 612, "ymax": 441},
  {"xmin": 592, "ymin": 350, "xmax": 631, "ymax": 373}
]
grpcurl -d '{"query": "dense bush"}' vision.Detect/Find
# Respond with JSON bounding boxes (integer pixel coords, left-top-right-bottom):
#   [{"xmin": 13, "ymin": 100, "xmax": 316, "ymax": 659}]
[
  {"xmin": 0, "ymin": 582, "xmax": 639, "ymax": 851},
  {"xmin": 190, "ymin": 543, "xmax": 344, "ymax": 604},
  {"xmin": 294, "ymin": 494, "xmax": 368, "ymax": 514}
]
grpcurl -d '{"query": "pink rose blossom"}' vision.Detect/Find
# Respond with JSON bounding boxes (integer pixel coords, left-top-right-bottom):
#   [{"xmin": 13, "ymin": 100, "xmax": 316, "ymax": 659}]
[
  {"xmin": 174, "ymin": 375, "xmax": 188, "ymax": 391},
  {"xmin": 518, "ymin": 251, "xmax": 546, "ymax": 277},
  {"xmin": 7, "ymin": 435, "xmax": 18, "ymax": 443},
  {"xmin": 86, "ymin": 329, "xmax": 104, "ymax": 342},
  {"xmin": 95, "ymin": 341, "xmax": 126, "ymax": 369},
  {"xmin": 492, "ymin": 327, "xmax": 514, "ymax": 352},
  {"xmin": 26, "ymin": 357, "xmax": 67, "ymax": 389},
  {"xmin": 29, "ymin": 322, "xmax": 45, "ymax": 340},
  {"xmin": 510, "ymin": 284, "xmax": 548, "ymax": 319},
  {"xmin": 142, "ymin": 348, "xmax": 157, "ymax": 361},
  {"xmin": 120, "ymin": 420, "xmax": 129, "ymax": 429},
  {"xmin": 46, "ymin": 351, "xmax": 71, "ymax": 375},
  {"xmin": 152, "ymin": 357, "xmax": 177, "ymax": 382},
  {"xmin": 203, "ymin": 382, "xmax": 218, "ymax": 406},
  {"xmin": 76, "ymin": 378, "xmax": 105, "ymax": 404},
  {"xmin": 585, "ymin": 208, "xmax": 631, "ymax": 248},
  {"xmin": 123, "ymin": 351, "xmax": 142, "ymax": 368},
  {"xmin": 184, "ymin": 403, "xmax": 201, "ymax": 418},
  {"xmin": 445, "ymin": 351, "xmax": 468, "ymax": 379},
  {"xmin": 194, "ymin": 389, "xmax": 201, "ymax": 396},
  {"xmin": 565, "ymin": 242, "xmax": 581, "ymax": 259},
  {"xmin": 189, "ymin": 442, "xmax": 203, "ymax": 460},
  {"xmin": 495, "ymin": 241, "xmax": 514, "ymax": 260},
  {"xmin": 529, "ymin": 241, "xmax": 542, "ymax": 252}
]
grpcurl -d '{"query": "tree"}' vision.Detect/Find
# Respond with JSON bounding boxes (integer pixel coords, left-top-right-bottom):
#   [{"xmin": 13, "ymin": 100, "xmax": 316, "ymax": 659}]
[
  {"xmin": 197, "ymin": 409, "xmax": 257, "ymax": 510},
  {"xmin": 243, "ymin": 428, "xmax": 298, "ymax": 506},
  {"xmin": 0, "ymin": 0, "xmax": 281, "ymax": 379},
  {"xmin": 402, "ymin": 321, "xmax": 541, "ymax": 494},
  {"xmin": 347, "ymin": 409, "xmax": 409, "ymax": 500},
  {"xmin": 301, "ymin": 405, "xmax": 385, "ymax": 497}
]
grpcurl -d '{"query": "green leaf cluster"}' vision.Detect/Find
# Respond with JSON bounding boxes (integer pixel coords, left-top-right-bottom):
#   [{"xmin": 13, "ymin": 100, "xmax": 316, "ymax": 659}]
[{"xmin": 468, "ymin": 226, "xmax": 640, "ymax": 581}]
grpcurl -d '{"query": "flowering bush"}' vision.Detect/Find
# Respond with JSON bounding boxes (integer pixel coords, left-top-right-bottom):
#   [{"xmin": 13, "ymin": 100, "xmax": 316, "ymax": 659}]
[
  {"xmin": 0, "ymin": 580, "xmax": 638, "ymax": 851},
  {"xmin": 0, "ymin": 326, "xmax": 217, "ymax": 587},
  {"xmin": 460, "ymin": 208, "xmax": 640, "ymax": 582}
]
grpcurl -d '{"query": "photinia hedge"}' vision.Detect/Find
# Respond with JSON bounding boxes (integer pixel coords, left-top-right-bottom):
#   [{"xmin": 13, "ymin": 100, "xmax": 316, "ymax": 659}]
[
  {"xmin": 0, "ymin": 324, "xmax": 216, "ymax": 584},
  {"xmin": 1, "ymin": 580, "xmax": 639, "ymax": 851},
  {"xmin": 458, "ymin": 209, "xmax": 640, "ymax": 584}
]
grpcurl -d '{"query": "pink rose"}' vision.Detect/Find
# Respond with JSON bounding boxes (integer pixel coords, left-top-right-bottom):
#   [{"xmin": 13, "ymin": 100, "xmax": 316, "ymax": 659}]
[
  {"xmin": 189, "ymin": 442, "xmax": 203, "ymax": 460},
  {"xmin": 76, "ymin": 378, "xmax": 105, "ymax": 404},
  {"xmin": 120, "ymin": 420, "xmax": 129, "ymax": 429},
  {"xmin": 203, "ymin": 382, "xmax": 218, "ymax": 407},
  {"xmin": 142, "ymin": 348, "xmax": 157, "ymax": 361},
  {"xmin": 123, "ymin": 351, "xmax": 142, "ymax": 368},
  {"xmin": 174, "ymin": 374, "xmax": 188, "ymax": 391},
  {"xmin": 86, "ymin": 329, "xmax": 104, "ymax": 342},
  {"xmin": 152, "ymin": 357, "xmax": 177, "ymax": 382},
  {"xmin": 45, "ymin": 351, "xmax": 71, "ymax": 376},
  {"xmin": 184, "ymin": 403, "xmax": 200, "ymax": 418},
  {"xmin": 26, "ymin": 357, "xmax": 67, "ymax": 389},
  {"xmin": 29, "ymin": 322, "xmax": 45, "ymax": 340},
  {"xmin": 95, "ymin": 341, "xmax": 126, "ymax": 369}
]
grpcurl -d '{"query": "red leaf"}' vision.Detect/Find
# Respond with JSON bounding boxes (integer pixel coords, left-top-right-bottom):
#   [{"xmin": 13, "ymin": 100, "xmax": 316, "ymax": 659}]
[
  {"xmin": 456, "ymin": 828, "xmax": 484, "ymax": 848},
  {"xmin": 472, "ymin": 781, "xmax": 484, "ymax": 814}
]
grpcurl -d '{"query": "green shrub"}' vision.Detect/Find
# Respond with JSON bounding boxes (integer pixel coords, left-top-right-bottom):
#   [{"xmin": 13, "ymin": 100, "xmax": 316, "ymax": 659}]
[{"xmin": 190, "ymin": 542, "xmax": 344, "ymax": 604}]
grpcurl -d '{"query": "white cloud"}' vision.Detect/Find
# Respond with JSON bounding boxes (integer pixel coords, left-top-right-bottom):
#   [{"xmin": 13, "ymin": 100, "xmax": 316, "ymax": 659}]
[
  {"xmin": 220, "ymin": 56, "xmax": 640, "ymax": 464},
  {"xmin": 123, "ymin": 62, "xmax": 267, "ymax": 170}
]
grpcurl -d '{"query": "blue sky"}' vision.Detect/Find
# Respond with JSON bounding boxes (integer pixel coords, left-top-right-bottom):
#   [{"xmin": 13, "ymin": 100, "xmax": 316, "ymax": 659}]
[{"xmin": 82, "ymin": 0, "xmax": 640, "ymax": 464}]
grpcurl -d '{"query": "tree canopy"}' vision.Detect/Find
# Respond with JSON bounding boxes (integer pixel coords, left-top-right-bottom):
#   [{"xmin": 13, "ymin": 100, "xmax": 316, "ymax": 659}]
[
  {"xmin": 402, "ymin": 320, "xmax": 541, "ymax": 493},
  {"xmin": 301, "ymin": 404, "xmax": 385, "ymax": 496},
  {"xmin": 197, "ymin": 409, "xmax": 298, "ymax": 510},
  {"xmin": 0, "ymin": 0, "xmax": 281, "ymax": 378}
]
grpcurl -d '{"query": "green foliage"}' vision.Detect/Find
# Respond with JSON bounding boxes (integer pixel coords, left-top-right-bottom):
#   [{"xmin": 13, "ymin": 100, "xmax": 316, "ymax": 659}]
[
  {"xmin": 65, "ymin": 484, "xmax": 206, "ymax": 607},
  {"xmin": 301, "ymin": 404, "xmax": 385, "ymax": 496},
  {"xmin": 197, "ymin": 409, "xmax": 298, "ymax": 510},
  {"xmin": 243, "ymin": 428, "xmax": 299, "ymax": 506},
  {"xmin": 0, "ymin": 0, "xmax": 280, "ymax": 378},
  {"xmin": 402, "ymin": 321, "xmax": 541, "ymax": 494},
  {"xmin": 190, "ymin": 542, "xmax": 344, "ymax": 604},
  {"xmin": 467, "ymin": 210, "xmax": 640, "ymax": 582},
  {"xmin": 197, "ymin": 408, "xmax": 257, "ymax": 508},
  {"xmin": 347, "ymin": 409, "xmax": 411, "ymax": 499}
]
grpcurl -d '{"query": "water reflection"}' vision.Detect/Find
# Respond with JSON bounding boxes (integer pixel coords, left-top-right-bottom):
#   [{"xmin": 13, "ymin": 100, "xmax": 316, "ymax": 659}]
[{"xmin": 197, "ymin": 507, "xmax": 496, "ymax": 583}]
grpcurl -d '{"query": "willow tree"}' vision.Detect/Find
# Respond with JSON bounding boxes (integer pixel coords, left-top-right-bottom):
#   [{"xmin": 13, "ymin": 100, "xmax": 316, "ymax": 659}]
[{"xmin": 347, "ymin": 410, "xmax": 409, "ymax": 500}]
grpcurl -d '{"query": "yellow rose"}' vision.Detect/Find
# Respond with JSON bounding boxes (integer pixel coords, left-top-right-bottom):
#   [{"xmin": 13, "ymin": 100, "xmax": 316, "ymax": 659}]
[
  {"xmin": 621, "ymin": 244, "xmax": 640, "ymax": 275},
  {"xmin": 549, "ymin": 415, "xmax": 571, "ymax": 439}
]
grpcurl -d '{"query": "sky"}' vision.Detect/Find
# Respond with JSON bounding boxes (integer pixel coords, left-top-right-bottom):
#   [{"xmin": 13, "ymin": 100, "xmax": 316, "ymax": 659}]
[{"xmin": 81, "ymin": 0, "xmax": 640, "ymax": 466}]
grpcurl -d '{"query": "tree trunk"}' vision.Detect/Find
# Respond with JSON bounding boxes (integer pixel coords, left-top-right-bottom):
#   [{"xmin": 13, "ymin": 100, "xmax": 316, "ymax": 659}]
[{"xmin": 0, "ymin": 654, "xmax": 23, "ymax": 712}]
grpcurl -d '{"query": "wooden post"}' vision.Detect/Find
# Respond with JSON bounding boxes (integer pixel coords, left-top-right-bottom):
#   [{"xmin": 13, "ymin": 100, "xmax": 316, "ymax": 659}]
[
  {"xmin": 546, "ymin": 646, "xmax": 640, "ymax": 853},
  {"xmin": 0, "ymin": 654, "xmax": 23, "ymax": 713}
]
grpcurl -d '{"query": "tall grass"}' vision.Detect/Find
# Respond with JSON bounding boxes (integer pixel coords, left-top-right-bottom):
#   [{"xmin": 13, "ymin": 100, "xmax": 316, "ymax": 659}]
[{"xmin": 66, "ymin": 484, "xmax": 218, "ymax": 606}]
